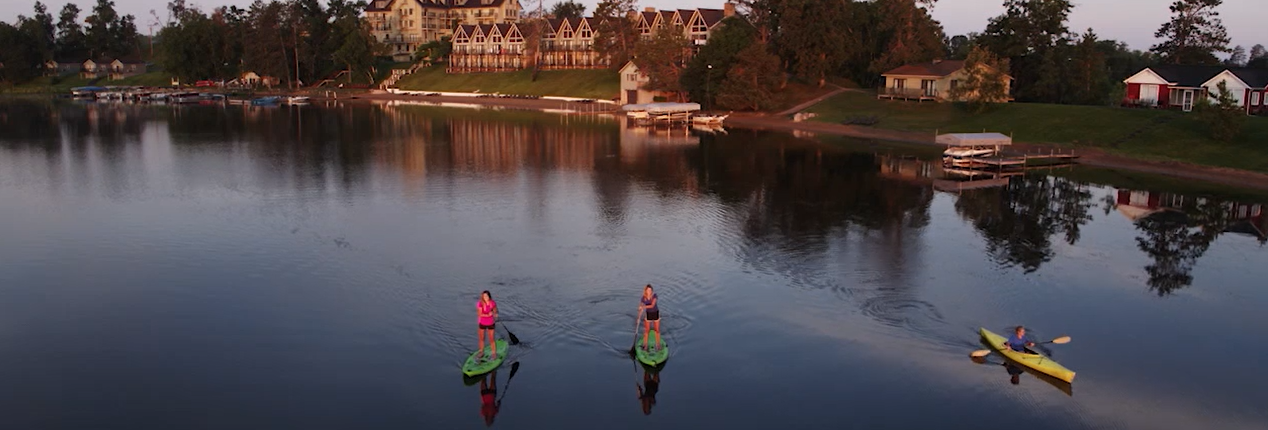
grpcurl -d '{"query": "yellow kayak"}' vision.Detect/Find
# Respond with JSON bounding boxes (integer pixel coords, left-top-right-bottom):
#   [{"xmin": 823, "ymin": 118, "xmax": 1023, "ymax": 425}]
[{"xmin": 979, "ymin": 328, "xmax": 1076, "ymax": 383}]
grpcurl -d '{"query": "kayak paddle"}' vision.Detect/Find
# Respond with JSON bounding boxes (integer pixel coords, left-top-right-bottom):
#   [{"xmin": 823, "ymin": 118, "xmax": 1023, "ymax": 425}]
[
  {"xmin": 500, "ymin": 323, "xmax": 521, "ymax": 346},
  {"xmin": 627, "ymin": 308, "xmax": 643, "ymax": 355},
  {"xmin": 971, "ymin": 335, "xmax": 1071, "ymax": 357}
]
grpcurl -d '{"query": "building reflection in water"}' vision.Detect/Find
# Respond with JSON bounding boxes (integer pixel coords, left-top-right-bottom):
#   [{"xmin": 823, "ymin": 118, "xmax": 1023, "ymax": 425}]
[{"xmin": 2, "ymin": 101, "xmax": 1265, "ymax": 299}]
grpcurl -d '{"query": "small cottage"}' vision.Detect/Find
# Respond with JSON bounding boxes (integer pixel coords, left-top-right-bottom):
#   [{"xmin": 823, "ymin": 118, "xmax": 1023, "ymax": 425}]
[
  {"xmin": 619, "ymin": 61, "xmax": 675, "ymax": 105},
  {"xmin": 879, "ymin": 60, "xmax": 1013, "ymax": 102}
]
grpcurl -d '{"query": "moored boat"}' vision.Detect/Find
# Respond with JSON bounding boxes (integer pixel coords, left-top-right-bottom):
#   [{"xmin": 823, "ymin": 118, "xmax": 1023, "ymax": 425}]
[{"xmin": 979, "ymin": 327, "xmax": 1075, "ymax": 383}]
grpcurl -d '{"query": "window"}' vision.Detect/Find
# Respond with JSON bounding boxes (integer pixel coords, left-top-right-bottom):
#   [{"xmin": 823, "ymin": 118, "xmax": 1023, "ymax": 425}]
[
  {"xmin": 690, "ymin": 16, "xmax": 707, "ymax": 33},
  {"xmin": 950, "ymin": 80, "xmax": 960, "ymax": 90},
  {"xmin": 893, "ymin": 79, "xmax": 906, "ymax": 89},
  {"xmin": 1254, "ymin": 92, "xmax": 1262, "ymax": 106}
]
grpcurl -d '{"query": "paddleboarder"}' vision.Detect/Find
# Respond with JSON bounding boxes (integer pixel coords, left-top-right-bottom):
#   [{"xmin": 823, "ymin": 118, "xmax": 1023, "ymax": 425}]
[
  {"xmin": 479, "ymin": 370, "xmax": 499, "ymax": 426},
  {"xmin": 477, "ymin": 291, "xmax": 499, "ymax": 362},
  {"xmin": 638, "ymin": 285, "xmax": 661, "ymax": 352},
  {"xmin": 637, "ymin": 368, "xmax": 659, "ymax": 415},
  {"xmin": 1006, "ymin": 326, "xmax": 1034, "ymax": 353}
]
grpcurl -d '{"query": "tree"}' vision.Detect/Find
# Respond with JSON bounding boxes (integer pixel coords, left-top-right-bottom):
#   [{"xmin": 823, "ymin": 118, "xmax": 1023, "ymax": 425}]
[
  {"xmin": 1195, "ymin": 81, "xmax": 1246, "ymax": 142},
  {"xmin": 157, "ymin": 5, "xmax": 239, "ymax": 82},
  {"xmin": 734, "ymin": 0, "xmax": 782, "ymax": 44},
  {"xmin": 56, "ymin": 3, "xmax": 87, "ymax": 57},
  {"xmin": 333, "ymin": 19, "xmax": 385, "ymax": 84},
  {"xmin": 415, "ymin": 37, "xmax": 452, "ymax": 63},
  {"xmin": 1068, "ymin": 29, "xmax": 1110, "ymax": 105},
  {"xmin": 1151, "ymin": 0, "xmax": 1230, "ymax": 65},
  {"xmin": 85, "ymin": 0, "xmax": 139, "ymax": 59},
  {"xmin": 27, "ymin": 2, "xmax": 56, "ymax": 62},
  {"xmin": 946, "ymin": 33, "xmax": 977, "ymax": 60},
  {"xmin": 979, "ymin": 0, "xmax": 1074, "ymax": 103},
  {"xmin": 1223, "ymin": 45, "xmax": 1246, "ymax": 66},
  {"xmin": 868, "ymin": 0, "xmax": 945, "ymax": 79},
  {"xmin": 242, "ymin": 0, "xmax": 292, "ymax": 88},
  {"xmin": 592, "ymin": 0, "xmax": 636, "ymax": 68},
  {"xmin": 716, "ymin": 41, "xmax": 783, "ymax": 111},
  {"xmin": 947, "ymin": 45, "xmax": 1011, "ymax": 112},
  {"xmin": 632, "ymin": 25, "xmax": 690, "ymax": 101},
  {"xmin": 776, "ymin": 0, "xmax": 850, "ymax": 87},
  {"xmin": 550, "ymin": 1, "xmax": 586, "ymax": 19},
  {"xmin": 0, "ymin": 22, "xmax": 41, "ymax": 83},
  {"xmin": 680, "ymin": 17, "xmax": 756, "ymax": 108},
  {"xmin": 1248, "ymin": 44, "xmax": 1268, "ymax": 68}
]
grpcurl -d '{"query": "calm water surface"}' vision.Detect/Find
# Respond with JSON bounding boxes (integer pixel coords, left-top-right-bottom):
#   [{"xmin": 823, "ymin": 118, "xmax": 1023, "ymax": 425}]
[{"xmin": 0, "ymin": 99, "xmax": 1265, "ymax": 430}]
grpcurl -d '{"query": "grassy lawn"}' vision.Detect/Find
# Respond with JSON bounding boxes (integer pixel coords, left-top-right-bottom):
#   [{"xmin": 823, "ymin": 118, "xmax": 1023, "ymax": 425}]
[
  {"xmin": 396, "ymin": 66, "xmax": 619, "ymax": 99},
  {"xmin": 806, "ymin": 91, "xmax": 1268, "ymax": 173},
  {"xmin": 112, "ymin": 72, "xmax": 174, "ymax": 87}
]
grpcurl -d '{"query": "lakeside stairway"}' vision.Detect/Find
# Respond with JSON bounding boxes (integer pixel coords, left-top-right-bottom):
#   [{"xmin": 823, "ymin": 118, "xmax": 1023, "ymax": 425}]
[{"xmin": 380, "ymin": 61, "xmax": 428, "ymax": 90}]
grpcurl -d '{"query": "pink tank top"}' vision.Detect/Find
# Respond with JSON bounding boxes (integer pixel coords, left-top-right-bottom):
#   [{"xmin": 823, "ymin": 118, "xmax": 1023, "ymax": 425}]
[{"xmin": 477, "ymin": 300, "xmax": 496, "ymax": 325}]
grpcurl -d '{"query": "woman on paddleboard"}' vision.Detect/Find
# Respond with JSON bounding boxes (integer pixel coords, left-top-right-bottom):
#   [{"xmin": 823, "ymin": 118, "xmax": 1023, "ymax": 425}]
[
  {"xmin": 639, "ymin": 284, "xmax": 661, "ymax": 352},
  {"xmin": 477, "ymin": 291, "xmax": 498, "ymax": 361}
]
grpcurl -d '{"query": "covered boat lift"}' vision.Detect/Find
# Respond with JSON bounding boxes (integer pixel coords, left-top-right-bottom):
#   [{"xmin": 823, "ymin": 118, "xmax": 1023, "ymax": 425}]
[{"xmin": 622, "ymin": 102, "xmax": 700, "ymax": 123}]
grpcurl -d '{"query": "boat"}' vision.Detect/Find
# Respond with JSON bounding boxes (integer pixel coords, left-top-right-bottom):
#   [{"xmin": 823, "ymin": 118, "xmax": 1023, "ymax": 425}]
[
  {"xmin": 250, "ymin": 96, "xmax": 282, "ymax": 106},
  {"xmin": 691, "ymin": 113, "xmax": 728, "ymax": 125},
  {"xmin": 71, "ymin": 86, "xmax": 106, "ymax": 98},
  {"xmin": 287, "ymin": 96, "xmax": 311, "ymax": 104},
  {"xmin": 622, "ymin": 102, "xmax": 700, "ymax": 123},
  {"xmin": 169, "ymin": 92, "xmax": 204, "ymax": 104},
  {"xmin": 979, "ymin": 328, "xmax": 1075, "ymax": 383},
  {"xmin": 937, "ymin": 132, "xmax": 1011, "ymax": 166}
]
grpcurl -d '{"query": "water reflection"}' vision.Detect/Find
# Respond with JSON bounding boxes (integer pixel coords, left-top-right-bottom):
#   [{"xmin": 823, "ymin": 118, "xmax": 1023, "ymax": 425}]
[
  {"xmin": 1112, "ymin": 189, "xmax": 1266, "ymax": 295},
  {"xmin": 636, "ymin": 366, "xmax": 661, "ymax": 416},
  {"xmin": 1, "ymin": 101, "xmax": 1264, "ymax": 298}
]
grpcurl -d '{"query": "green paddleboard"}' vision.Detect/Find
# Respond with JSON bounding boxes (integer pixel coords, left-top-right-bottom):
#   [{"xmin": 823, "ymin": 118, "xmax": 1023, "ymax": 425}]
[
  {"xmin": 635, "ymin": 338, "xmax": 668, "ymax": 366},
  {"xmin": 461, "ymin": 339, "xmax": 507, "ymax": 377}
]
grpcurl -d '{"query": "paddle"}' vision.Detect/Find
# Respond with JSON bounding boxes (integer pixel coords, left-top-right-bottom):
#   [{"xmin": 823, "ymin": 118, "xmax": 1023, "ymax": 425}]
[
  {"xmin": 627, "ymin": 307, "xmax": 644, "ymax": 355},
  {"xmin": 500, "ymin": 322, "xmax": 521, "ymax": 346},
  {"xmin": 495, "ymin": 361, "xmax": 521, "ymax": 405},
  {"xmin": 971, "ymin": 335, "xmax": 1071, "ymax": 358}
]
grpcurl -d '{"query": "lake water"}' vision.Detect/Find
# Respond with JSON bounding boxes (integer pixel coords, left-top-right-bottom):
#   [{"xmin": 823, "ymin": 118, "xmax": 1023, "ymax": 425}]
[{"xmin": 0, "ymin": 99, "xmax": 1265, "ymax": 430}]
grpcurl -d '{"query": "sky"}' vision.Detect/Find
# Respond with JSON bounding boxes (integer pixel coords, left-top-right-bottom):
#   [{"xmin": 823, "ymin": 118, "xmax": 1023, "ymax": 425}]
[{"xmin": 2, "ymin": 0, "xmax": 1264, "ymax": 52}]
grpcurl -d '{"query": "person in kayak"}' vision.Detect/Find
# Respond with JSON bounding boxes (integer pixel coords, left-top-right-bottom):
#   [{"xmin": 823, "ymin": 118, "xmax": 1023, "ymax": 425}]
[
  {"xmin": 637, "ymin": 368, "xmax": 659, "ymax": 415},
  {"xmin": 1007, "ymin": 326, "xmax": 1035, "ymax": 353},
  {"xmin": 477, "ymin": 291, "xmax": 499, "ymax": 361},
  {"xmin": 639, "ymin": 284, "xmax": 661, "ymax": 351},
  {"xmin": 479, "ymin": 369, "xmax": 499, "ymax": 426}
]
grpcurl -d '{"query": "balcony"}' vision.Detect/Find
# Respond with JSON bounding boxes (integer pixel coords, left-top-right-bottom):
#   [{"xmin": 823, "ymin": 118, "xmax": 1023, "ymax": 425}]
[{"xmin": 877, "ymin": 86, "xmax": 939, "ymax": 101}]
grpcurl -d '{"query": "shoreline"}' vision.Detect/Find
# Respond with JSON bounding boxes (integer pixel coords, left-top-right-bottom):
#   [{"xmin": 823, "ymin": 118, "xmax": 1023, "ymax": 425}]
[{"xmin": 726, "ymin": 113, "xmax": 1268, "ymax": 192}]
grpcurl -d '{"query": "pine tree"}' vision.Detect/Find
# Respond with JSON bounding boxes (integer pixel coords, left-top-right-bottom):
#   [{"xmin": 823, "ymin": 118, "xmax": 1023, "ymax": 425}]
[
  {"xmin": 592, "ymin": 0, "xmax": 636, "ymax": 69},
  {"xmin": 1151, "ymin": 0, "xmax": 1230, "ymax": 65},
  {"xmin": 56, "ymin": 3, "xmax": 86, "ymax": 57}
]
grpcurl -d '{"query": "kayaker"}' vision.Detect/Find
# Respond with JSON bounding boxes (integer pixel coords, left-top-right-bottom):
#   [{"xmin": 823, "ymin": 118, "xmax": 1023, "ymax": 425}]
[
  {"xmin": 637, "ymin": 368, "xmax": 659, "ymax": 415},
  {"xmin": 638, "ymin": 284, "xmax": 661, "ymax": 352},
  {"xmin": 477, "ymin": 291, "xmax": 499, "ymax": 361},
  {"xmin": 479, "ymin": 369, "xmax": 499, "ymax": 426},
  {"xmin": 1006, "ymin": 326, "xmax": 1035, "ymax": 353}
]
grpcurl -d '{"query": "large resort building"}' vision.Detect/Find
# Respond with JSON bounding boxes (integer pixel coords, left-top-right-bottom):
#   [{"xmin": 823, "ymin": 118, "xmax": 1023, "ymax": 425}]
[
  {"xmin": 446, "ymin": 5, "xmax": 735, "ymax": 74},
  {"xmin": 366, "ymin": 0, "xmax": 524, "ymax": 62}
]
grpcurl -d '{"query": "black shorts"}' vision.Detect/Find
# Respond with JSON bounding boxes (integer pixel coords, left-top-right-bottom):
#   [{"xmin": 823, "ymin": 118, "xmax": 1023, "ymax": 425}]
[
  {"xmin": 479, "ymin": 323, "xmax": 495, "ymax": 330},
  {"xmin": 645, "ymin": 310, "xmax": 660, "ymax": 321}
]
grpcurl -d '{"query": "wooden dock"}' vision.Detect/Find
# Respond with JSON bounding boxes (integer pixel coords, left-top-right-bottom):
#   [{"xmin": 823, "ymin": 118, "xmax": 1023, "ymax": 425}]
[{"xmin": 951, "ymin": 150, "xmax": 1080, "ymax": 171}]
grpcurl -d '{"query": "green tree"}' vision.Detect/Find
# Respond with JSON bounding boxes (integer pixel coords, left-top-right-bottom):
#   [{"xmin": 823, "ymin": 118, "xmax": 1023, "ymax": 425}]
[
  {"xmin": 632, "ymin": 24, "xmax": 690, "ymax": 100},
  {"xmin": 27, "ymin": 2, "xmax": 56, "ymax": 62},
  {"xmin": 333, "ymin": 16, "xmax": 385, "ymax": 83},
  {"xmin": 56, "ymin": 3, "xmax": 87, "ymax": 57},
  {"xmin": 157, "ymin": 6, "xmax": 239, "ymax": 81},
  {"xmin": 592, "ymin": 0, "xmax": 636, "ymax": 68},
  {"xmin": 1067, "ymin": 29, "xmax": 1110, "ymax": 105},
  {"xmin": 775, "ymin": 0, "xmax": 850, "ymax": 87},
  {"xmin": 946, "ymin": 33, "xmax": 977, "ymax": 60},
  {"xmin": 550, "ymin": 1, "xmax": 586, "ymax": 19},
  {"xmin": 734, "ymin": 0, "xmax": 782, "ymax": 44},
  {"xmin": 415, "ymin": 37, "xmax": 452, "ymax": 63},
  {"xmin": 242, "ymin": 0, "xmax": 292, "ymax": 88},
  {"xmin": 867, "ymin": 0, "xmax": 945, "ymax": 79},
  {"xmin": 979, "ymin": 0, "xmax": 1074, "ymax": 103},
  {"xmin": 716, "ymin": 41, "xmax": 783, "ymax": 111},
  {"xmin": 947, "ymin": 45, "xmax": 1011, "ymax": 112},
  {"xmin": 680, "ymin": 17, "xmax": 756, "ymax": 108},
  {"xmin": 0, "ymin": 22, "xmax": 42, "ymax": 83},
  {"xmin": 1195, "ymin": 81, "xmax": 1246, "ymax": 142},
  {"xmin": 1151, "ymin": 0, "xmax": 1230, "ymax": 65},
  {"xmin": 1248, "ymin": 44, "xmax": 1267, "ymax": 68}
]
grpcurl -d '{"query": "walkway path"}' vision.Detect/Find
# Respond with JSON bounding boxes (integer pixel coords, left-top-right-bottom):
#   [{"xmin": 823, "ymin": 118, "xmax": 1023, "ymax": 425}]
[{"xmin": 776, "ymin": 85, "xmax": 851, "ymax": 117}]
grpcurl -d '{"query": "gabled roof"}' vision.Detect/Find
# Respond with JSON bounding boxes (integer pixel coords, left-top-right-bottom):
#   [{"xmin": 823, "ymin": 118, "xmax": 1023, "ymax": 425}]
[
  {"xmin": 640, "ymin": 11, "xmax": 658, "ymax": 27},
  {"xmin": 883, "ymin": 60, "xmax": 966, "ymax": 77},
  {"xmin": 1146, "ymin": 65, "xmax": 1226, "ymax": 88},
  {"xmin": 1231, "ymin": 69, "xmax": 1268, "ymax": 88},
  {"xmin": 365, "ymin": 0, "xmax": 395, "ymax": 12},
  {"xmin": 697, "ymin": 8, "xmax": 725, "ymax": 27}
]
